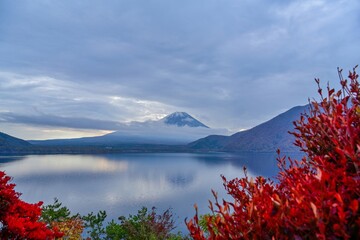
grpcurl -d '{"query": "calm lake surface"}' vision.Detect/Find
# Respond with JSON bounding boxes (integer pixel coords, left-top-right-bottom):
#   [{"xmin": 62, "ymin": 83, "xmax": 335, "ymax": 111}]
[{"xmin": 0, "ymin": 152, "xmax": 303, "ymax": 232}]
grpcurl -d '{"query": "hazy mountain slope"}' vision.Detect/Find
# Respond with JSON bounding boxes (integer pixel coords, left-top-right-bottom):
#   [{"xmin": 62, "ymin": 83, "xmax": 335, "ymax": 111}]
[
  {"xmin": 188, "ymin": 135, "xmax": 230, "ymax": 150},
  {"xmin": 189, "ymin": 105, "xmax": 309, "ymax": 152},
  {"xmin": 0, "ymin": 132, "xmax": 33, "ymax": 154},
  {"xmin": 0, "ymin": 131, "xmax": 191, "ymax": 155},
  {"xmin": 0, "ymin": 132, "xmax": 32, "ymax": 147}
]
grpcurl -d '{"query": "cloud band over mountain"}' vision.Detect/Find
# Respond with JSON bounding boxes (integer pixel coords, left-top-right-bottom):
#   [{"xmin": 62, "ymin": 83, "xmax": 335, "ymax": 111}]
[{"xmin": 0, "ymin": 112, "xmax": 123, "ymax": 130}]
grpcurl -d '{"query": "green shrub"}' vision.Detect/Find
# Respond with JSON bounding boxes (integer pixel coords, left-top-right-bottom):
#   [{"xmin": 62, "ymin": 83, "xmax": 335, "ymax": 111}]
[{"xmin": 105, "ymin": 207, "xmax": 189, "ymax": 240}]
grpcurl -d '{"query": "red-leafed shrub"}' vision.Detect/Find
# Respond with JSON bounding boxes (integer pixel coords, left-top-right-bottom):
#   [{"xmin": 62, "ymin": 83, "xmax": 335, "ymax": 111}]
[
  {"xmin": 0, "ymin": 171, "xmax": 63, "ymax": 239},
  {"xmin": 187, "ymin": 67, "xmax": 360, "ymax": 239}
]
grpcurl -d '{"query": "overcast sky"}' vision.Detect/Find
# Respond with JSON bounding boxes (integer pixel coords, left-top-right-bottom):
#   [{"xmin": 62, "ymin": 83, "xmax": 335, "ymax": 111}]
[{"xmin": 0, "ymin": 0, "xmax": 359, "ymax": 140}]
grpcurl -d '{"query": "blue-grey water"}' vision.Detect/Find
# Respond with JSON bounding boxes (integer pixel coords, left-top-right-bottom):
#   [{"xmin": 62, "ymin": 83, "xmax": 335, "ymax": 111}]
[{"xmin": 0, "ymin": 152, "xmax": 303, "ymax": 232}]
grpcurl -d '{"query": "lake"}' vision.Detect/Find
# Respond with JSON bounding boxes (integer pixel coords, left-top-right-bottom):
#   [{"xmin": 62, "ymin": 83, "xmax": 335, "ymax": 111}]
[{"xmin": 0, "ymin": 152, "xmax": 302, "ymax": 232}]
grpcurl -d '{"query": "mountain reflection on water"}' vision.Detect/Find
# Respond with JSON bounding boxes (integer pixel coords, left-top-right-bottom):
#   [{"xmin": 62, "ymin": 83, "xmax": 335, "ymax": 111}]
[{"xmin": 0, "ymin": 152, "xmax": 304, "ymax": 232}]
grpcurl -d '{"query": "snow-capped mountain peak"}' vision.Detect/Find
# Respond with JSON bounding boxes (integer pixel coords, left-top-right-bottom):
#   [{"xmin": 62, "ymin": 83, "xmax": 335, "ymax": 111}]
[{"xmin": 161, "ymin": 112, "xmax": 209, "ymax": 128}]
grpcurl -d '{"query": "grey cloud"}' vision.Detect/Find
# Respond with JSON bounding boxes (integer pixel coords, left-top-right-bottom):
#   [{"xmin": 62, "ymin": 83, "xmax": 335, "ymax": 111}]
[
  {"xmin": 0, "ymin": 112, "xmax": 122, "ymax": 131},
  {"xmin": 0, "ymin": 0, "xmax": 359, "ymax": 137}
]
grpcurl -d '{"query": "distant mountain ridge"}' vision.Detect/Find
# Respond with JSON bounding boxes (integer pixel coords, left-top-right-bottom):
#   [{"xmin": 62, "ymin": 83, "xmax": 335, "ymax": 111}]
[
  {"xmin": 30, "ymin": 112, "xmax": 227, "ymax": 146},
  {"xmin": 0, "ymin": 106, "xmax": 308, "ymax": 154},
  {"xmin": 189, "ymin": 105, "xmax": 309, "ymax": 152}
]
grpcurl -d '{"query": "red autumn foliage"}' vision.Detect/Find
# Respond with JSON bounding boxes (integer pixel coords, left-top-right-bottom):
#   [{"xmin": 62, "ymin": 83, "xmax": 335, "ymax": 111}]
[
  {"xmin": 0, "ymin": 171, "xmax": 63, "ymax": 239},
  {"xmin": 187, "ymin": 67, "xmax": 360, "ymax": 239}
]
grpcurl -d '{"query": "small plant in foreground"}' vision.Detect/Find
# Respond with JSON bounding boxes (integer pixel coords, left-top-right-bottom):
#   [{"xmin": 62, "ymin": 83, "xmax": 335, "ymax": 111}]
[
  {"xmin": 82, "ymin": 210, "xmax": 107, "ymax": 240},
  {"xmin": 106, "ymin": 207, "xmax": 188, "ymax": 240},
  {"xmin": 41, "ymin": 198, "xmax": 84, "ymax": 239}
]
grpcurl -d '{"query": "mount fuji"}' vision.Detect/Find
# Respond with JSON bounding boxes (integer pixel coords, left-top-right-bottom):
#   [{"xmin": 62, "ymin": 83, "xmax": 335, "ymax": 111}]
[
  {"xmin": 30, "ymin": 112, "xmax": 229, "ymax": 146},
  {"xmin": 161, "ymin": 112, "xmax": 209, "ymax": 128}
]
